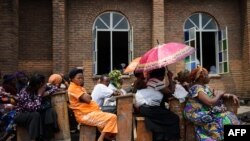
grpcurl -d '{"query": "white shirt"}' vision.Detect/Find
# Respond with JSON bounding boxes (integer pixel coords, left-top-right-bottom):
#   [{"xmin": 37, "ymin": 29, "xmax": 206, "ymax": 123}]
[
  {"xmin": 91, "ymin": 84, "xmax": 114, "ymax": 106},
  {"xmin": 135, "ymin": 87, "xmax": 163, "ymax": 108}
]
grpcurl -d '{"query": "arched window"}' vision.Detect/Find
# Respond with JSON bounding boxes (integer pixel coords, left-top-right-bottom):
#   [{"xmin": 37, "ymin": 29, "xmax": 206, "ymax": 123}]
[
  {"xmin": 93, "ymin": 12, "xmax": 133, "ymax": 75},
  {"xmin": 184, "ymin": 13, "xmax": 229, "ymax": 74}
]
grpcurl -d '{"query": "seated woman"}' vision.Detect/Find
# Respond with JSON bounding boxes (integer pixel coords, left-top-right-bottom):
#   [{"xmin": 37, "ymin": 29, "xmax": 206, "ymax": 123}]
[
  {"xmin": 14, "ymin": 73, "xmax": 59, "ymax": 141},
  {"xmin": 67, "ymin": 68, "xmax": 117, "ymax": 141},
  {"xmin": 184, "ymin": 66, "xmax": 240, "ymax": 141},
  {"xmin": 134, "ymin": 67, "xmax": 180, "ymax": 141}
]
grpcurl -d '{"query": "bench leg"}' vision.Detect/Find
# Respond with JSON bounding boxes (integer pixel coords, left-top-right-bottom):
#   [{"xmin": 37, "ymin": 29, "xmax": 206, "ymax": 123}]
[
  {"xmin": 136, "ymin": 117, "xmax": 152, "ymax": 141},
  {"xmin": 16, "ymin": 126, "xmax": 30, "ymax": 141},
  {"xmin": 79, "ymin": 124, "xmax": 96, "ymax": 141}
]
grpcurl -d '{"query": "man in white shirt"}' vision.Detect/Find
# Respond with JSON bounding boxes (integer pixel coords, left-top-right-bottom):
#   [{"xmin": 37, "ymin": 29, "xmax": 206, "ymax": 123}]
[{"xmin": 92, "ymin": 75, "xmax": 114, "ymax": 106}]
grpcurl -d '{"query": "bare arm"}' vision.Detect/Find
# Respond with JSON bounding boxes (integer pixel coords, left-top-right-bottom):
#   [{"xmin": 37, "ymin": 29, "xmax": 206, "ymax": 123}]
[
  {"xmin": 197, "ymin": 91, "xmax": 224, "ymax": 106},
  {"xmin": 79, "ymin": 93, "xmax": 92, "ymax": 104}
]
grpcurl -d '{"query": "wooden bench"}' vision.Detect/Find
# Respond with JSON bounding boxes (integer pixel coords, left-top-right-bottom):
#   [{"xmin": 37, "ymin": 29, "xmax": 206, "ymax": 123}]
[
  {"xmin": 79, "ymin": 124, "xmax": 96, "ymax": 141},
  {"xmin": 51, "ymin": 91, "xmax": 71, "ymax": 141},
  {"xmin": 17, "ymin": 91, "xmax": 71, "ymax": 141},
  {"xmin": 16, "ymin": 126, "xmax": 30, "ymax": 141},
  {"xmin": 135, "ymin": 117, "xmax": 152, "ymax": 141},
  {"xmin": 169, "ymin": 98, "xmax": 186, "ymax": 141},
  {"xmin": 116, "ymin": 94, "xmax": 134, "ymax": 141}
]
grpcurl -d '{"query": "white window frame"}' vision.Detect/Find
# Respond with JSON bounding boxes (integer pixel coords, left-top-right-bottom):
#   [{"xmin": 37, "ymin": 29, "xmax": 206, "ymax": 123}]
[
  {"xmin": 92, "ymin": 12, "xmax": 132, "ymax": 75},
  {"xmin": 183, "ymin": 13, "xmax": 229, "ymax": 74}
]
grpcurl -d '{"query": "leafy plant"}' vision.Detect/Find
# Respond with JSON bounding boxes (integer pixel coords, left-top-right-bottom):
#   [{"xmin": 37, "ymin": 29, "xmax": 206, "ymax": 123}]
[{"xmin": 108, "ymin": 70, "xmax": 122, "ymax": 89}]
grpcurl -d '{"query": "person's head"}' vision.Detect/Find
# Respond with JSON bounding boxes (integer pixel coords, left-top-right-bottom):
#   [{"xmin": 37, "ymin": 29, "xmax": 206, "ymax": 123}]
[
  {"xmin": 174, "ymin": 69, "xmax": 190, "ymax": 84},
  {"xmin": 48, "ymin": 74, "xmax": 63, "ymax": 88},
  {"xmin": 69, "ymin": 68, "xmax": 84, "ymax": 86},
  {"xmin": 27, "ymin": 73, "xmax": 46, "ymax": 93},
  {"xmin": 149, "ymin": 67, "xmax": 166, "ymax": 81},
  {"xmin": 99, "ymin": 75, "xmax": 110, "ymax": 86},
  {"xmin": 189, "ymin": 66, "xmax": 209, "ymax": 84},
  {"xmin": 15, "ymin": 71, "xmax": 29, "ymax": 85}
]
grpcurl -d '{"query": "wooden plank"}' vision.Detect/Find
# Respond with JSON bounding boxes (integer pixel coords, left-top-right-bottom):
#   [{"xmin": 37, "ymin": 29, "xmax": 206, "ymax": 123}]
[
  {"xmin": 79, "ymin": 125, "xmax": 96, "ymax": 141},
  {"xmin": 136, "ymin": 117, "xmax": 152, "ymax": 141},
  {"xmin": 51, "ymin": 91, "xmax": 71, "ymax": 141},
  {"xmin": 16, "ymin": 126, "xmax": 30, "ymax": 141},
  {"xmin": 116, "ymin": 94, "xmax": 133, "ymax": 141}
]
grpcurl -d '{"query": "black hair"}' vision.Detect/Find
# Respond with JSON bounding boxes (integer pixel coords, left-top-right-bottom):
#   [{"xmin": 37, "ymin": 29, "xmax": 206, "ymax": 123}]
[
  {"xmin": 69, "ymin": 68, "xmax": 83, "ymax": 80},
  {"xmin": 149, "ymin": 67, "xmax": 166, "ymax": 79}
]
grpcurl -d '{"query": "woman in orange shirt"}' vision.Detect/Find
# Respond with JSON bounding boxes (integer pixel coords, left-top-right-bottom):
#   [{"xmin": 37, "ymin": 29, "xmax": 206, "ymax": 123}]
[{"xmin": 67, "ymin": 68, "xmax": 117, "ymax": 141}]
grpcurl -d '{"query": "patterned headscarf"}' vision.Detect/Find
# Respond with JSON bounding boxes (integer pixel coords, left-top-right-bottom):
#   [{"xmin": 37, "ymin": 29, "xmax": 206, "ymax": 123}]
[{"xmin": 189, "ymin": 66, "xmax": 208, "ymax": 83}]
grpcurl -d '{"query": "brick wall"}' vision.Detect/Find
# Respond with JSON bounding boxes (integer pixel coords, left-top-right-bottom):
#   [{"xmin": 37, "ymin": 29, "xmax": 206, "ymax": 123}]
[
  {"xmin": 165, "ymin": 0, "xmax": 244, "ymax": 96},
  {"xmin": 242, "ymin": 0, "xmax": 250, "ymax": 97},
  {"xmin": 0, "ymin": 0, "xmax": 248, "ymax": 96},
  {"xmin": 18, "ymin": 0, "xmax": 52, "ymax": 77},
  {"xmin": 0, "ymin": 0, "xmax": 18, "ymax": 74},
  {"xmin": 67, "ymin": 0, "xmax": 152, "ymax": 91}
]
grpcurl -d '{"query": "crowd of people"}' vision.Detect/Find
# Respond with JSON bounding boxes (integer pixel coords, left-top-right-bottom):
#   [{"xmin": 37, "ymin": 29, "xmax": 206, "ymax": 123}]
[{"xmin": 0, "ymin": 64, "xmax": 241, "ymax": 141}]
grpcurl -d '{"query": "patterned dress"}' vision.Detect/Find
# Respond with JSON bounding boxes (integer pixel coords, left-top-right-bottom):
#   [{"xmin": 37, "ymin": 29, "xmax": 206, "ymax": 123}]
[{"xmin": 184, "ymin": 84, "xmax": 240, "ymax": 141}]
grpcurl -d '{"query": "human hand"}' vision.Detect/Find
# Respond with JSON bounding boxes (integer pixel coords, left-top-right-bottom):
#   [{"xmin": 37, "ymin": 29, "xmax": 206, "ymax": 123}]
[{"xmin": 225, "ymin": 93, "xmax": 240, "ymax": 106}]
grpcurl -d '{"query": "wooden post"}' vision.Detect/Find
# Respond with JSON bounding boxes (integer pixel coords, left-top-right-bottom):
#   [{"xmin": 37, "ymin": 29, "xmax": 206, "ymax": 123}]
[
  {"xmin": 169, "ymin": 97, "xmax": 186, "ymax": 141},
  {"xmin": 79, "ymin": 124, "xmax": 96, "ymax": 141},
  {"xmin": 136, "ymin": 117, "xmax": 152, "ymax": 141},
  {"xmin": 116, "ymin": 94, "xmax": 134, "ymax": 141},
  {"xmin": 51, "ymin": 91, "xmax": 71, "ymax": 141},
  {"xmin": 16, "ymin": 126, "xmax": 30, "ymax": 141}
]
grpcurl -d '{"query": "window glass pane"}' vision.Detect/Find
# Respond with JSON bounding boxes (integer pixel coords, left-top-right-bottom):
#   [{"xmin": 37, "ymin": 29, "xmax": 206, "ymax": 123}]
[
  {"xmin": 184, "ymin": 31, "xmax": 189, "ymax": 41},
  {"xmin": 189, "ymin": 14, "xmax": 199, "ymax": 28},
  {"xmin": 224, "ymin": 62, "xmax": 228, "ymax": 72},
  {"xmin": 113, "ymin": 13, "xmax": 123, "ymax": 27},
  {"xmin": 223, "ymin": 40, "xmax": 227, "ymax": 50},
  {"xmin": 185, "ymin": 57, "xmax": 190, "ymax": 63},
  {"xmin": 191, "ymin": 54, "xmax": 196, "ymax": 61},
  {"xmin": 100, "ymin": 13, "xmax": 110, "ymax": 27},
  {"xmin": 191, "ymin": 62, "xmax": 196, "ymax": 70},
  {"xmin": 223, "ymin": 50, "xmax": 227, "ymax": 61},
  {"xmin": 184, "ymin": 19, "xmax": 194, "ymax": 29},
  {"xmin": 204, "ymin": 21, "xmax": 217, "ymax": 29},
  {"xmin": 202, "ymin": 14, "xmax": 210, "ymax": 28},
  {"xmin": 185, "ymin": 63, "xmax": 191, "ymax": 71},
  {"xmin": 190, "ymin": 40, "xmax": 195, "ymax": 48},
  {"xmin": 218, "ymin": 31, "xmax": 221, "ymax": 41},
  {"xmin": 219, "ymin": 41, "xmax": 222, "ymax": 51},
  {"xmin": 219, "ymin": 63, "xmax": 223, "ymax": 73},
  {"xmin": 219, "ymin": 52, "xmax": 222, "ymax": 62},
  {"xmin": 95, "ymin": 19, "xmax": 108, "ymax": 29},
  {"xmin": 115, "ymin": 18, "xmax": 128, "ymax": 29}
]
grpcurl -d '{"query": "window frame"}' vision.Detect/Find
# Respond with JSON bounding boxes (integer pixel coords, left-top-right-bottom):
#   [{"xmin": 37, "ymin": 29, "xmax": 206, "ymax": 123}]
[
  {"xmin": 183, "ymin": 13, "xmax": 229, "ymax": 74},
  {"xmin": 92, "ymin": 12, "xmax": 132, "ymax": 75}
]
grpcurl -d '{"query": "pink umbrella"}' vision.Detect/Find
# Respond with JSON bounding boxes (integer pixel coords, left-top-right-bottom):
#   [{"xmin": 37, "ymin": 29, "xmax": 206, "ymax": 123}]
[{"xmin": 135, "ymin": 42, "xmax": 195, "ymax": 72}]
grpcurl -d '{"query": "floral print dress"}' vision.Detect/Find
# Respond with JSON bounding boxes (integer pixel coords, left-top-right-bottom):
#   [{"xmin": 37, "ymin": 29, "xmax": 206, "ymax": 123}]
[{"xmin": 184, "ymin": 84, "xmax": 240, "ymax": 141}]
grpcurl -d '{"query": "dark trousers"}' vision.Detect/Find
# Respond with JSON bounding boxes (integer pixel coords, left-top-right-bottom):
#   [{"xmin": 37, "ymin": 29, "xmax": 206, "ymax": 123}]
[{"xmin": 14, "ymin": 112, "xmax": 42, "ymax": 140}]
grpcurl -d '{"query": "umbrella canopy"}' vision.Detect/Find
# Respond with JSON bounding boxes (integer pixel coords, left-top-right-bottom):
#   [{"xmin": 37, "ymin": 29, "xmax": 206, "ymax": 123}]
[
  {"xmin": 124, "ymin": 57, "xmax": 141, "ymax": 74},
  {"xmin": 135, "ymin": 42, "xmax": 195, "ymax": 73}
]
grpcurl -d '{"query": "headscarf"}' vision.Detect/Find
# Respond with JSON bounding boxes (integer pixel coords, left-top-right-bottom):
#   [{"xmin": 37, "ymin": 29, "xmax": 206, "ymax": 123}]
[
  {"xmin": 48, "ymin": 74, "xmax": 63, "ymax": 86},
  {"xmin": 15, "ymin": 71, "xmax": 27, "ymax": 78},
  {"xmin": 189, "ymin": 66, "xmax": 208, "ymax": 83}
]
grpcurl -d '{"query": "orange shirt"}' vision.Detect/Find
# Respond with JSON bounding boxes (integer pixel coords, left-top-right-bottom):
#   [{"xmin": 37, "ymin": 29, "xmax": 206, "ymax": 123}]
[{"xmin": 68, "ymin": 82, "xmax": 100, "ymax": 121}]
